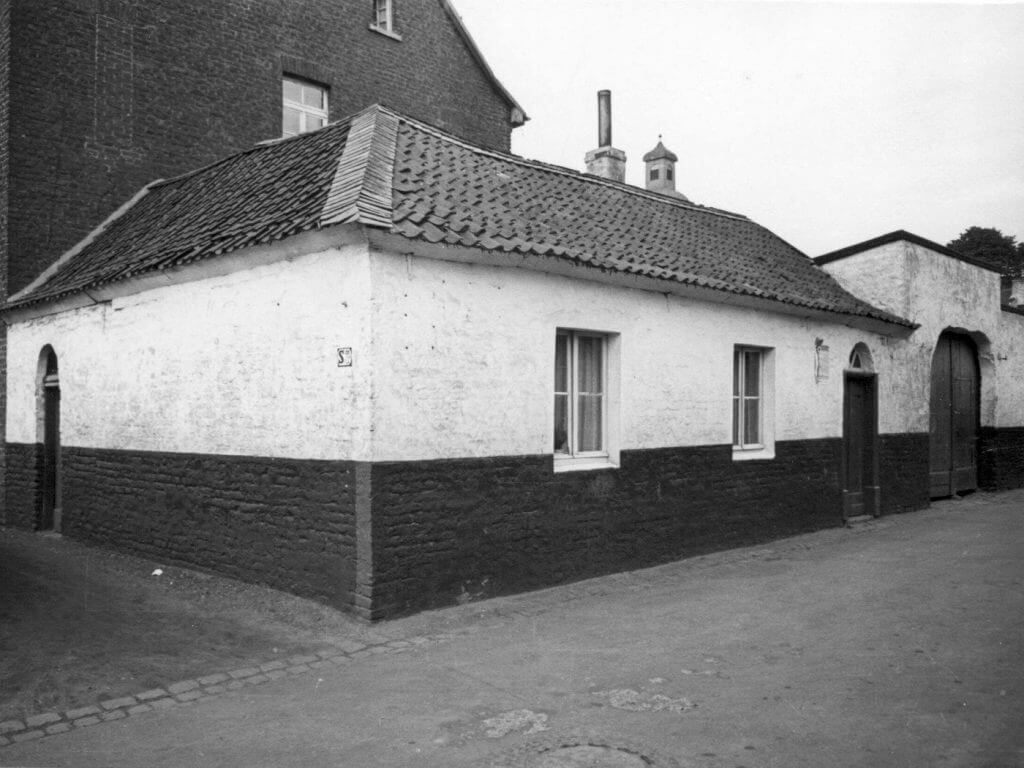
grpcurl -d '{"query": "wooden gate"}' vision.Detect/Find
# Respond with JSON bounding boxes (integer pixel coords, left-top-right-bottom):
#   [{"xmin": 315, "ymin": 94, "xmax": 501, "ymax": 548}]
[{"xmin": 929, "ymin": 333, "xmax": 979, "ymax": 498}]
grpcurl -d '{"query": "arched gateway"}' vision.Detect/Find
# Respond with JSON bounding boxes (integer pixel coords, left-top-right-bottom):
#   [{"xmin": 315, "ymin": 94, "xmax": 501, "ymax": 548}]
[{"xmin": 929, "ymin": 332, "xmax": 979, "ymax": 498}]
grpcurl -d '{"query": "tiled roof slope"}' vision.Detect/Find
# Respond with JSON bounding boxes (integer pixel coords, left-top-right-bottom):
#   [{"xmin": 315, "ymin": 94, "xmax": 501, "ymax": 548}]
[
  {"xmin": 389, "ymin": 119, "xmax": 910, "ymax": 327},
  {"xmin": 7, "ymin": 105, "xmax": 911, "ymax": 329},
  {"xmin": 8, "ymin": 118, "xmax": 353, "ymax": 307}
]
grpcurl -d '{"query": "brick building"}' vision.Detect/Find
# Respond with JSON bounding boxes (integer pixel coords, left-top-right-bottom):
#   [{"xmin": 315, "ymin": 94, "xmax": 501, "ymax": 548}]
[{"xmin": 0, "ymin": 0, "xmax": 525, "ymax": 509}]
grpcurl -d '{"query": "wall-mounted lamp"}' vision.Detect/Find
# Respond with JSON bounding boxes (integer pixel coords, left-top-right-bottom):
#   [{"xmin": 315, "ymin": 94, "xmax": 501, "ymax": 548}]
[{"xmin": 815, "ymin": 338, "xmax": 830, "ymax": 382}]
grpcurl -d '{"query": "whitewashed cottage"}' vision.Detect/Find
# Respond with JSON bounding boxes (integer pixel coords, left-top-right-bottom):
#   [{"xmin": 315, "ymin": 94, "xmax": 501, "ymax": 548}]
[{"xmin": 4, "ymin": 104, "xmax": 1022, "ymax": 619}]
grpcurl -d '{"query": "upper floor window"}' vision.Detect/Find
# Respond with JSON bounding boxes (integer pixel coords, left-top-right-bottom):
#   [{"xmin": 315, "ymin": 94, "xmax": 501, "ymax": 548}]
[
  {"xmin": 282, "ymin": 77, "xmax": 328, "ymax": 138},
  {"xmin": 372, "ymin": 0, "xmax": 394, "ymax": 33}
]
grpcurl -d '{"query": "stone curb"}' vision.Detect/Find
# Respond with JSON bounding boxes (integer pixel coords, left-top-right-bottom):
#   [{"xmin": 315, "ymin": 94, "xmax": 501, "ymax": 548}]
[{"xmin": 0, "ymin": 634, "xmax": 438, "ymax": 749}]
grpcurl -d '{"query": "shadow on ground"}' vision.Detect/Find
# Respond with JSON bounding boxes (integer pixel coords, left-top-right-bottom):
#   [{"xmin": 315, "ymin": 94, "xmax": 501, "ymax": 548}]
[{"xmin": 0, "ymin": 529, "xmax": 374, "ymax": 720}]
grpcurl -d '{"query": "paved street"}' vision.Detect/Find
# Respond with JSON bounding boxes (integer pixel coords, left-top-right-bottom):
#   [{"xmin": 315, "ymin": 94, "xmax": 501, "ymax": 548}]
[{"xmin": 3, "ymin": 490, "xmax": 1023, "ymax": 768}]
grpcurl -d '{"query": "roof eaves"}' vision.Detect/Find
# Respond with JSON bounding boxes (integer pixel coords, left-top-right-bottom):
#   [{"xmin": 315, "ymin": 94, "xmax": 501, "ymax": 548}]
[
  {"xmin": 633, "ymin": 267, "xmax": 916, "ymax": 329},
  {"xmin": 321, "ymin": 105, "xmax": 398, "ymax": 229},
  {"xmin": 438, "ymin": 0, "xmax": 528, "ymax": 125},
  {"xmin": 371, "ymin": 228, "xmax": 918, "ymax": 333}
]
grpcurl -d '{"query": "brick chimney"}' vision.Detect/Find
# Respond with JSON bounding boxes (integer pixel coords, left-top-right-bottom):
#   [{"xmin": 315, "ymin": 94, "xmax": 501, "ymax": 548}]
[
  {"xmin": 643, "ymin": 136, "xmax": 690, "ymax": 201},
  {"xmin": 584, "ymin": 90, "xmax": 626, "ymax": 182}
]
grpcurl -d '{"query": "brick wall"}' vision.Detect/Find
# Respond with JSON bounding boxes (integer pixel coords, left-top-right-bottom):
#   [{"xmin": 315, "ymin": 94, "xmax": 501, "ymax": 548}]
[
  {"xmin": 2, "ymin": 433, "xmax": 962, "ymax": 619},
  {"xmin": 1, "ymin": 0, "xmax": 9, "ymax": 521},
  {"xmin": 979, "ymin": 427, "xmax": 1024, "ymax": 490},
  {"xmin": 3, "ymin": 440, "xmax": 39, "ymax": 528},
  {"xmin": 4, "ymin": 0, "xmax": 516, "ymax": 295},
  {"xmin": 878, "ymin": 433, "xmax": 930, "ymax": 514},
  {"xmin": 368, "ymin": 439, "xmax": 845, "ymax": 619},
  {"xmin": 5, "ymin": 444, "xmax": 360, "ymax": 609}
]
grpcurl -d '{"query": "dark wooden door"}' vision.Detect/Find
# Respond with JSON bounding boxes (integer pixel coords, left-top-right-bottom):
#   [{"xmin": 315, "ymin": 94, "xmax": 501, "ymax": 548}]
[
  {"xmin": 41, "ymin": 381, "xmax": 60, "ymax": 530},
  {"xmin": 929, "ymin": 334, "xmax": 979, "ymax": 498},
  {"xmin": 843, "ymin": 374, "xmax": 877, "ymax": 517}
]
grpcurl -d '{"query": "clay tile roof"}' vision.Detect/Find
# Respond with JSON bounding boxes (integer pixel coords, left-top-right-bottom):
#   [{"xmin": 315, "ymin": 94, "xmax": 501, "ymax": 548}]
[
  {"xmin": 388, "ymin": 115, "xmax": 911, "ymax": 328},
  {"xmin": 6, "ymin": 104, "xmax": 913, "ymax": 330},
  {"xmin": 642, "ymin": 140, "xmax": 678, "ymax": 163},
  {"xmin": 7, "ymin": 118, "xmax": 354, "ymax": 307}
]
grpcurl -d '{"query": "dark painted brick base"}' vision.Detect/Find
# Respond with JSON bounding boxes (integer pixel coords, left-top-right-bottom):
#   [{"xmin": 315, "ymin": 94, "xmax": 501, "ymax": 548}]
[
  {"xmin": 3, "ymin": 430, "xmax": 981, "ymax": 620},
  {"xmin": 4, "ymin": 444, "xmax": 358, "ymax": 609},
  {"xmin": 369, "ymin": 439, "xmax": 846, "ymax": 619},
  {"xmin": 3, "ymin": 441, "xmax": 41, "ymax": 529},
  {"xmin": 878, "ymin": 433, "xmax": 931, "ymax": 515},
  {"xmin": 979, "ymin": 427, "xmax": 1024, "ymax": 490}
]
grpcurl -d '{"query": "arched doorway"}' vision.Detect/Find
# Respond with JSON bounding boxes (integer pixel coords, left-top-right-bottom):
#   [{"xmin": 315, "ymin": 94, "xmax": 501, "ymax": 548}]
[
  {"xmin": 843, "ymin": 344, "xmax": 878, "ymax": 518},
  {"xmin": 929, "ymin": 332, "xmax": 979, "ymax": 498},
  {"xmin": 38, "ymin": 346, "xmax": 62, "ymax": 531}
]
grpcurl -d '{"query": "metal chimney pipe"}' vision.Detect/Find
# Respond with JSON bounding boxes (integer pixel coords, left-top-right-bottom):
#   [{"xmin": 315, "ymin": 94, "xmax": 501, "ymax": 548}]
[
  {"xmin": 585, "ymin": 89, "xmax": 626, "ymax": 182},
  {"xmin": 597, "ymin": 90, "xmax": 612, "ymax": 147}
]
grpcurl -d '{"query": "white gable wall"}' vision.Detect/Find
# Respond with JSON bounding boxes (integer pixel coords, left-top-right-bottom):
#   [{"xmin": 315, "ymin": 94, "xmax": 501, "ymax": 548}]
[
  {"xmin": 6, "ymin": 242, "xmax": 375, "ymax": 461},
  {"xmin": 367, "ymin": 247, "xmax": 891, "ymax": 463},
  {"xmin": 996, "ymin": 309, "xmax": 1024, "ymax": 426},
  {"xmin": 821, "ymin": 240, "xmax": 1024, "ymax": 431}
]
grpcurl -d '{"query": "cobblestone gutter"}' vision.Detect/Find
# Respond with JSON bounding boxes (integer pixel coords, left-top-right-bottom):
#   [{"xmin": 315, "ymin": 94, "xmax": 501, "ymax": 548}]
[{"xmin": 0, "ymin": 635, "xmax": 437, "ymax": 747}]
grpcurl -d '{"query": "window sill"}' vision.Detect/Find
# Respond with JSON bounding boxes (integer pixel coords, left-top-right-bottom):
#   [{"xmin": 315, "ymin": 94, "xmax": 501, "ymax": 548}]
[
  {"xmin": 553, "ymin": 455, "xmax": 618, "ymax": 473},
  {"xmin": 732, "ymin": 445, "xmax": 775, "ymax": 461},
  {"xmin": 368, "ymin": 24, "xmax": 402, "ymax": 41}
]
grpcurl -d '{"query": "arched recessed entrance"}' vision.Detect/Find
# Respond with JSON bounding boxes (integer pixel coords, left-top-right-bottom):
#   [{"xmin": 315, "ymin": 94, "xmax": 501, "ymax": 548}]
[
  {"xmin": 843, "ymin": 344, "xmax": 879, "ymax": 518},
  {"xmin": 929, "ymin": 332, "xmax": 979, "ymax": 498},
  {"xmin": 38, "ymin": 346, "xmax": 62, "ymax": 531}
]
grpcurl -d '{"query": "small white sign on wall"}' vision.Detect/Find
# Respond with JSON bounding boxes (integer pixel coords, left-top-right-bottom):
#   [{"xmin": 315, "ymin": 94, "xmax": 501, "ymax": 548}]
[{"xmin": 337, "ymin": 347, "xmax": 353, "ymax": 367}]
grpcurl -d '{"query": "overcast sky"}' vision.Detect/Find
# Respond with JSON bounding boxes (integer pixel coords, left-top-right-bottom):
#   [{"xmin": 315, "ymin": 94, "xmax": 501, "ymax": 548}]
[{"xmin": 452, "ymin": 1, "xmax": 1024, "ymax": 257}]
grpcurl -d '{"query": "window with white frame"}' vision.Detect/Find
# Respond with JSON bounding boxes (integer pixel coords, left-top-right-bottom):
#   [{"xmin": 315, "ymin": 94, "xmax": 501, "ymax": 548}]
[
  {"xmin": 372, "ymin": 0, "xmax": 394, "ymax": 33},
  {"xmin": 282, "ymin": 77, "xmax": 328, "ymax": 138},
  {"xmin": 554, "ymin": 331, "xmax": 607, "ymax": 459},
  {"xmin": 733, "ymin": 346, "xmax": 765, "ymax": 450}
]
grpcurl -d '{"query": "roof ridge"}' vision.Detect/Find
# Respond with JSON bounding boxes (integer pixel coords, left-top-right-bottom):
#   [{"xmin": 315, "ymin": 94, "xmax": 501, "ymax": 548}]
[
  {"xmin": 816, "ymin": 229, "xmax": 1004, "ymax": 273},
  {"xmin": 320, "ymin": 105, "xmax": 398, "ymax": 228},
  {"xmin": 389, "ymin": 107, "xmax": 752, "ymax": 223},
  {"xmin": 150, "ymin": 119, "xmax": 353, "ymax": 189}
]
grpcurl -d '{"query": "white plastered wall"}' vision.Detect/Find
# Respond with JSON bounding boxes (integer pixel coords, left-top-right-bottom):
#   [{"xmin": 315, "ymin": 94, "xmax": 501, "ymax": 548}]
[
  {"xmin": 6, "ymin": 240, "xmax": 374, "ymax": 461},
  {"xmin": 367, "ymin": 248, "xmax": 890, "ymax": 462},
  {"xmin": 995, "ymin": 309, "xmax": 1024, "ymax": 426},
  {"xmin": 822, "ymin": 240, "xmax": 1024, "ymax": 432},
  {"xmin": 15, "ymin": 232, "xmax": 1017, "ymax": 467}
]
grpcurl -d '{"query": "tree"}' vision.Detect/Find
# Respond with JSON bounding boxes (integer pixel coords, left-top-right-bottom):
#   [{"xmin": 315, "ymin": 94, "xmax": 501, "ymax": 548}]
[{"xmin": 946, "ymin": 227, "xmax": 1023, "ymax": 278}]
